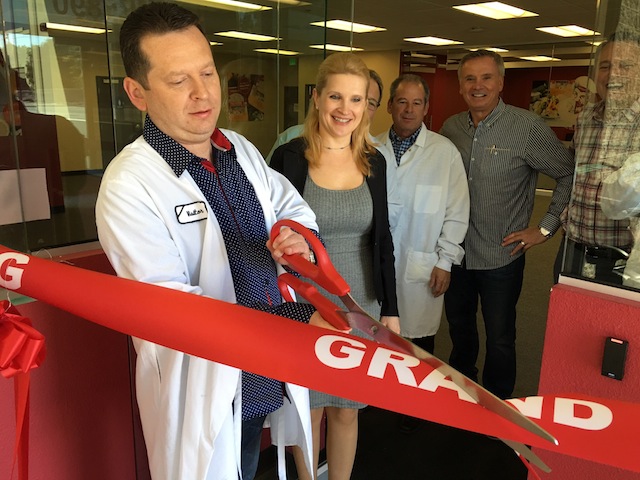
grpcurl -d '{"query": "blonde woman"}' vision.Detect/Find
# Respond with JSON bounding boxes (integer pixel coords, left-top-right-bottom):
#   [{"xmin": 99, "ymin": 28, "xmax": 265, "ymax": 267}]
[{"xmin": 270, "ymin": 53, "xmax": 399, "ymax": 480}]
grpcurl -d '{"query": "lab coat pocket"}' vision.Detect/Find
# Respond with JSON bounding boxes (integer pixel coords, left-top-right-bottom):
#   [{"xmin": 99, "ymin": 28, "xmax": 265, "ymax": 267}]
[
  {"xmin": 404, "ymin": 250, "xmax": 438, "ymax": 284},
  {"xmin": 413, "ymin": 185, "xmax": 442, "ymax": 214}
]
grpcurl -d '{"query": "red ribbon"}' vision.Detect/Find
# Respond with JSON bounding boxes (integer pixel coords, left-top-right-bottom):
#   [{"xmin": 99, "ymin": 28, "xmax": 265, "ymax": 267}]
[
  {"xmin": 0, "ymin": 300, "xmax": 46, "ymax": 480},
  {"xmin": 2, "ymin": 247, "xmax": 640, "ymax": 474}
]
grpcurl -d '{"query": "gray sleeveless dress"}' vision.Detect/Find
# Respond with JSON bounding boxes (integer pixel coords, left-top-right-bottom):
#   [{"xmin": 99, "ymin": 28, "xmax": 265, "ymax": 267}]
[{"xmin": 303, "ymin": 176, "xmax": 379, "ymax": 409}]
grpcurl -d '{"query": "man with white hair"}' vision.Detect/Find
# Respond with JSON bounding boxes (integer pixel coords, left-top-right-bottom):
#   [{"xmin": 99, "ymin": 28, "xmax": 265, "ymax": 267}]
[{"xmin": 440, "ymin": 50, "xmax": 573, "ymax": 399}]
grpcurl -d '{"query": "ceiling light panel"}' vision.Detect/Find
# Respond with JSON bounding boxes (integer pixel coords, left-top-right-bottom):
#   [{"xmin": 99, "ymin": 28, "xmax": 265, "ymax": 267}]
[
  {"xmin": 309, "ymin": 44, "xmax": 364, "ymax": 52},
  {"xmin": 520, "ymin": 55, "xmax": 560, "ymax": 62},
  {"xmin": 405, "ymin": 36, "xmax": 463, "ymax": 46},
  {"xmin": 453, "ymin": 2, "xmax": 537, "ymax": 20},
  {"xmin": 468, "ymin": 47, "xmax": 509, "ymax": 52},
  {"xmin": 215, "ymin": 31, "xmax": 280, "ymax": 41},
  {"xmin": 204, "ymin": 0, "xmax": 271, "ymax": 12},
  {"xmin": 41, "ymin": 22, "xmax": 107, "ymax": 34},
  {"xmin": 536, "ymin": 25, "xmax": 599, "ymax": 37},
  {"xmin": 254, "ymin": 48, "xmax": 299, "ymax": 55},
  {"xmin": 310, "ymin": 20, "xmax": 386, "ymax": 33}
]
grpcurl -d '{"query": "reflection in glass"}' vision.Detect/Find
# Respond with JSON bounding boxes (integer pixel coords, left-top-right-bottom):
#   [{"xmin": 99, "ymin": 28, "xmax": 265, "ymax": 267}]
[
  {"xmin": 0, "ymin": 1, "xmax": 103, "ymax": 250},
  {"xmin": 0, "ymin": 0, "xmax": 331, "ymax": 251},
  {"xmin": 561, "ymin": 0, "xmax": 640, "ymax": 290}
]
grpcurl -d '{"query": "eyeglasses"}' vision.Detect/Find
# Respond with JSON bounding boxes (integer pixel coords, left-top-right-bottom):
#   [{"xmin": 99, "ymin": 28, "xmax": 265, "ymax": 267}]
[{"xmin": 367, "ymin": 98, "xmax": 381, "ymax": 110}]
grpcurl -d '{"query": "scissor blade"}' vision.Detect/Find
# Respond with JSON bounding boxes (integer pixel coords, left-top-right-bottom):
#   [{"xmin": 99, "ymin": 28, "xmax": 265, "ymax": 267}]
[
  {"xmin": 501, "ymin": 438, "xmax": 551, "ymax": 473},
  {"xmin": 344, "ymin": 311, "xmax": 557, "ymax": 446}
]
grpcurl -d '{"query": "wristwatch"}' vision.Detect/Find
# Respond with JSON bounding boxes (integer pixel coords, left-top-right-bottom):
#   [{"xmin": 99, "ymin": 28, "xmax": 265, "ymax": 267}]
[
  {"xmin": 308, "ymin": 250, "xmax": 316, "ymax": 264},
  {"xmin": 539, "ymin": 227, "xmax": 553, "ymax": 239}
]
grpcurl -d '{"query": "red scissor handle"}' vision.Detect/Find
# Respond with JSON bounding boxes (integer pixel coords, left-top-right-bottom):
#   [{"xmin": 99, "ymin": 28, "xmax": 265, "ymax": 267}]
[
  {"xmin": 277, "ymin": 273, "xmax": 350, "ymax": 332},
  {"xmin": 269, "ymin": 219, "xmax": 350, "ymax": 297}
]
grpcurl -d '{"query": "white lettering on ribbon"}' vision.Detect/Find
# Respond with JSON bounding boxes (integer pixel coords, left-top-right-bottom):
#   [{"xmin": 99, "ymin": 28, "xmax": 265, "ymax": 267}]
[
  {"xmin": 367, "ymin": 347, "xmax": 420, "ymax": 386},
  {"xmin": 315, "ymin": 335, "xmax": 366, "ymax": 369},
  {"xmin": 0, "ymin": 252, "xmax": 29, "ymax": 290},
  {"xmin": 314, "ymin": 334, "xmax": 617, "ymax": 435},
  {"xmin": 418, "ymin": 369, "xmax": 476, "ymax": 403},
  {"xmin": 553, "ymin": 397, "xmax": 614, "ymax": 431},
  {"xmin": 507, "ymin": 396, "xmax": 544, "ymax": 419}
]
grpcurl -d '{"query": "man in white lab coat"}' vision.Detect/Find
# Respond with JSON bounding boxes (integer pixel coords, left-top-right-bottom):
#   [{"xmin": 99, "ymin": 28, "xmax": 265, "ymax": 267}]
[
  {"xmin": 377, "ymin": 74, "xmax": 470, "ymax": 356},
  {"xmin": 96, "ymin": 3, "xmax": 332, "ymax": 479}
]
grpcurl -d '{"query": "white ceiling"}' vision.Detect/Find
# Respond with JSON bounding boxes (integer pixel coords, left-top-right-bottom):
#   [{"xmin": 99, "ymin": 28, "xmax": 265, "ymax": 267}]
[
  {"xmin": 19, "ymin": 0, "xmax": 621, "ymax": 65},
  {"xmin": 200, "ymin": 0, "xmax": 612, "ymax": 65},
  {"xmin": 348, "ymin": 0, "xmax": 598, "ymax": 49},
  {"xmin": 326, "ymin": 0, "xmax": 607, "ymax": 64}
]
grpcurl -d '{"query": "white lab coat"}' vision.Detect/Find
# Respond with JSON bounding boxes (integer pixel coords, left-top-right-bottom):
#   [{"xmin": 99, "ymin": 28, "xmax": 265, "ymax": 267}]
[
  {"xmin": 601, "ymin": 151, "xmax": 640, "ymax": 288},
  {"xmin": 376, "ymin": 126, "xmax": 470, "ymax": 337},
  {"xmin": 96, "ymin": 130, "xmax": 317, "ymax": 479}
]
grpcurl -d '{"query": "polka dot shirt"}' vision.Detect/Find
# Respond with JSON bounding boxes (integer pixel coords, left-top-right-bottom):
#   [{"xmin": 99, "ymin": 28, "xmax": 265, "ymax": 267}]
[{"xmin": 144, "ymin": 116, "xmax": 316, "ymax": 420}]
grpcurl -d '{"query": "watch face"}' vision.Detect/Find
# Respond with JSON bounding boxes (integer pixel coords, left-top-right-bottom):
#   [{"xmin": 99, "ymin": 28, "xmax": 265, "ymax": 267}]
[{"xmin": 540, "ymin": 227, "xmax": 552, "ymax": 238}]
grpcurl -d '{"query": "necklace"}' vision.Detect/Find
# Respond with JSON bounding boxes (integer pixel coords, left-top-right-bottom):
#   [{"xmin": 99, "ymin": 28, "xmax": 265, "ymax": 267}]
[{"xmin": 323, "ymin": 143, "xmax": 351, "ymax": 150}]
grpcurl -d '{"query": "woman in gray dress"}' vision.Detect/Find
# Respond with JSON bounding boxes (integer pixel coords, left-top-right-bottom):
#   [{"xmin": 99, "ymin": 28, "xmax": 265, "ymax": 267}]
[{"xmin": 270, "ymin": 52, "xmax": 399, "ymax": 480}]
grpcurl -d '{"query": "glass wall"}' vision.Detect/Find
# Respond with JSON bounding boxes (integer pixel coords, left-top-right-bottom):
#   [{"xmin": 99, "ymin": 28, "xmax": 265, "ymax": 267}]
[
  {"xmin": 0, "ymin": 0, "xmax": 106, "ymax": 252},
  {"xmin": 0, "ymin": 0, "xmax": 335, "ymax": 253},
  {"xmin": 558, "ymin": 0, "xmax": 640, "ymax": 291},
  {"xmin": 1, "ymin": 0, "xmax": 637, "ymax": 295}
]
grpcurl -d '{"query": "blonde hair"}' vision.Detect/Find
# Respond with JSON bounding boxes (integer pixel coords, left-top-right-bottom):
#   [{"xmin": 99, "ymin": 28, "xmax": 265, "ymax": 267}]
[{"xmin": 302, "ymin": 52, "xmax": 375, "ymax": 176}]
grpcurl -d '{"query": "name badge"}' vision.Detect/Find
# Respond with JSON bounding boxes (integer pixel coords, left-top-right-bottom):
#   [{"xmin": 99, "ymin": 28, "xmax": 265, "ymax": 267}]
[{"xmin": 176, "ymin": 201, "xmax": 208, "ymax": 224}]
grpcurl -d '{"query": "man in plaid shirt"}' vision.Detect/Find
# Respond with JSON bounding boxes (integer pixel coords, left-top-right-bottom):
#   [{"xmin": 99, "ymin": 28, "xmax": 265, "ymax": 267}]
[{"xmin": 559, "ymin": 33, "xmax": 640, "ymax": 285}]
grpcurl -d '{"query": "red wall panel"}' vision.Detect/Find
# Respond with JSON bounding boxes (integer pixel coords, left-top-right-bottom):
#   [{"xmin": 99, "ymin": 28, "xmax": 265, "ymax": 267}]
[
  {"xmin": 0, "ymin": 251, "xmax": 141, "ymax": 480},
  {"xmin": 534, "ymin": 284, "xmax": 640, "ymax": 479}
]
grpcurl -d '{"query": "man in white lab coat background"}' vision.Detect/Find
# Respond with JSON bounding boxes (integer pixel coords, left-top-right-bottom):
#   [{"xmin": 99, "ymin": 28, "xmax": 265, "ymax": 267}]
[{"xmin": 376, "ymin": 74, "xmax": 470, "ymax": 430}]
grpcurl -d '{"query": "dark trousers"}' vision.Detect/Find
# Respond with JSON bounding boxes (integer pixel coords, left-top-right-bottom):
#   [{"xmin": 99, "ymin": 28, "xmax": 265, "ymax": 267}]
[
  {"xmin": 444, "ymin": 255, "xmax": 525, "ymax": 399},
  {"xmin": 412, "ymin": 335, "xmax": 435, "ymax": 354},
  {"xmin": 241, "ymin": 414, "xmax": 268, "ymax": 480}
]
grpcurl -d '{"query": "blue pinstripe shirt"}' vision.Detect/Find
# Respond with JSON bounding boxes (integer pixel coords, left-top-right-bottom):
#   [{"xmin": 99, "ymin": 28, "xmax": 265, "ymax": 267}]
[{"xmin": 440, "ymin": 99, "xmax": 574, "ymax": 270}]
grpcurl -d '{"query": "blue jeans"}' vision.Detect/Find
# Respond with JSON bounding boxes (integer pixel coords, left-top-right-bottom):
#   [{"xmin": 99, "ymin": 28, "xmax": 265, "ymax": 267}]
[
  {"xmin": 241, "ymin": 415, "xmax": 267, "ymax": 480},
  {"xmin": 444, "ymin": 255, "xmax": 525, "ymax": 399}
]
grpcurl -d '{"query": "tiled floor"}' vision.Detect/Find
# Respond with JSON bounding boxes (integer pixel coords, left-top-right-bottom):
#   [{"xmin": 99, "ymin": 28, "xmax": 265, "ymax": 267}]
[
  {"xmin": 351, "ymin": 407, "xmax": 528, "ymax": 480},
  {"xmin": 256, "ymin": 407, "xmax": 528, "ymax": 479}
]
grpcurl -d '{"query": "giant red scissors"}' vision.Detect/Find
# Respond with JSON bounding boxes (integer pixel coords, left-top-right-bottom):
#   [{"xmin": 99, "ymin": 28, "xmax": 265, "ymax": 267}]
[{"xmin": 270, "ymin": 219, "xmax": 557, "ymax": 475}]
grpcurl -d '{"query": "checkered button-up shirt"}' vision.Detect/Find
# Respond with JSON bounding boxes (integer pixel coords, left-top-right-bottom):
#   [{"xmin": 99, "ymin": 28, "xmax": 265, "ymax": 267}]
[
  {"xmin": 389, "ymin": 124, "xmax": 422, "ymax": 166},
  {"xmin": 563, "ymin": 99, "xmax": 640, "ymax": 249}
]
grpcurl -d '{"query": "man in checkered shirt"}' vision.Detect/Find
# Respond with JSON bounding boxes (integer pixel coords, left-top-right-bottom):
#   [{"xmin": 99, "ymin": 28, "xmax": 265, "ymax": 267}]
[{"xmin": 559, "ymin": 32, "xmax": 640, "ymax": 286}]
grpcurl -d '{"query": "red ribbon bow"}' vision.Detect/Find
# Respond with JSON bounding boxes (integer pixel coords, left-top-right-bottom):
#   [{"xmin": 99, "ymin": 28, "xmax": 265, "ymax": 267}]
[
  {"xmin": 0, "ymin": 301, "xmax": 45, "ymax": 378},
  {"xmin": 0, "ymin": 300, "xmax": 46, "ymax": 480}
]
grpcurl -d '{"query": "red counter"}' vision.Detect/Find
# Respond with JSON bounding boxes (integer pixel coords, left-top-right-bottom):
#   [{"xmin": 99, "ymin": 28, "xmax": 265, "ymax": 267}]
[{"xmin": 534, "ymin": 280, "xmax": 640, "ymax": 479}]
